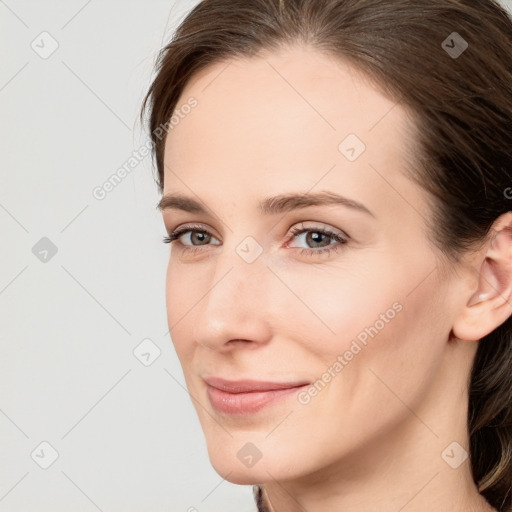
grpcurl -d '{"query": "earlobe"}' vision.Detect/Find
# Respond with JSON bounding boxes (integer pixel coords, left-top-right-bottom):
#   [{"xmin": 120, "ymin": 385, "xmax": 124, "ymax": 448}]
[{"xmin": 452, "ymin": 212, "xmax": 512, "ymax": 342}]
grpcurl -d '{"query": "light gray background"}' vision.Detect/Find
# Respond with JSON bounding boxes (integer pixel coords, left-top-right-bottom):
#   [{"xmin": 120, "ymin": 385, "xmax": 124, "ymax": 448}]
[{"xmin": 1, "ymin": 1, "xmax": 511, "ymax": 511}]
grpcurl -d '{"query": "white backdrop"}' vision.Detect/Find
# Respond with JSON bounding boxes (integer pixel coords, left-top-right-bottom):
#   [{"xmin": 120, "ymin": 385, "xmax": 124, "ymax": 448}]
[{"xmin": 1, "ymin": 1, "xmax": 511, "ymax": 511}]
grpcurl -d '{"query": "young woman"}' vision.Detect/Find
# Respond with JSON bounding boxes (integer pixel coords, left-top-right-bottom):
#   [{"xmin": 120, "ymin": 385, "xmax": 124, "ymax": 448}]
[{"xmin": 140, "ymin": 1, "xmax": 512, "ymax": 510}]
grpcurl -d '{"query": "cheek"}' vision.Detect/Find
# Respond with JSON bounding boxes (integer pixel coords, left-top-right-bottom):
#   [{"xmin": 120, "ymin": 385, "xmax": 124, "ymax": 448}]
[
  {"xmin": 292, "ymin": 250, "xmax": 448, "ymax": 394},
  {"xmin": 320, "ymin": 271, "xmax": 448, "ymax": 422},
  {"xmin": 165, "ymin": 257, "xmax": 195, "ymax": 362},
  {"xmin": 165, "ymin": 254, "xmax": 200, "ymax": 320},
  {"xmin": 277, "ymin": 258, "xmax": 402, "ymax": 361}
]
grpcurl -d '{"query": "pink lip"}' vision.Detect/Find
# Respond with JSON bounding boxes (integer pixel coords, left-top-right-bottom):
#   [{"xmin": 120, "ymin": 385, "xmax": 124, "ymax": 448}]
[{"xmin": 204, "ymin": 377, "xmax": 309, "ymax": 415}]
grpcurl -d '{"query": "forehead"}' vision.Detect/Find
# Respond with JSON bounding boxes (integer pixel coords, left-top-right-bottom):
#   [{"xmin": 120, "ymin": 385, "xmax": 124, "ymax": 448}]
[{"xmin": 162, "ymin": 46, "xmax": 420, "ymax": 217}]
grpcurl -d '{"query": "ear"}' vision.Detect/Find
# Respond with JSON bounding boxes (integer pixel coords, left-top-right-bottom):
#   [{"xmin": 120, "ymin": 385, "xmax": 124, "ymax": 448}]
[{"xmin": 452, "ymin": 211, "xmax": 512, "ymax": 342}]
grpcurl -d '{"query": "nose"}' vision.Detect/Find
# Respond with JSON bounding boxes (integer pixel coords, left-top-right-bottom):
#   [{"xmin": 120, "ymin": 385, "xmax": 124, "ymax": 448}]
[{"xmin": 192, "ymin": 244, "xmax": 273, "ymax": 352}]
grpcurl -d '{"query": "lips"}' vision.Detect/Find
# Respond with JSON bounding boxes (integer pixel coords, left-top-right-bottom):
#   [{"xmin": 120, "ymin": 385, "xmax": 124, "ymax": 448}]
[
  {"xmin": 204, "ymin": 376, "xmax": 309, "ymax": 392},
  {"xmin": 204, "ymin": 377, "xmax": 310, "ymax": 415}
]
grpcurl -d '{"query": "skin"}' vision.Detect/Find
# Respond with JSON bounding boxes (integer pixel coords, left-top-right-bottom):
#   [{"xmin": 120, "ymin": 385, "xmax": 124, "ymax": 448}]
[{"xmin": 160, "ymin": 46, "xmax": 512, "ymax": 511}]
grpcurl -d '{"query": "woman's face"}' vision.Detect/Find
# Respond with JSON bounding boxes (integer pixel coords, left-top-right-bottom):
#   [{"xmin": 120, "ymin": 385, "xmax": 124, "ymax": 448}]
[{"xmin": 160, "ymin": 47, "xmax": 475, "ymax": 484}]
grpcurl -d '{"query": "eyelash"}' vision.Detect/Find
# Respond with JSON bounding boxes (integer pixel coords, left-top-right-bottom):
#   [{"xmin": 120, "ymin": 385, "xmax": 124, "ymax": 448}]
[{"xmin": 162, "ymin": 223, "xmax": 348, "ymax": 257}]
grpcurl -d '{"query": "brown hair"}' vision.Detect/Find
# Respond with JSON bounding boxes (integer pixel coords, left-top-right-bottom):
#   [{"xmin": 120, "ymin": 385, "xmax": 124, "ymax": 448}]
[{"xmin": 140, "ymin": 0, "xmax": 512, "ymax": 509}]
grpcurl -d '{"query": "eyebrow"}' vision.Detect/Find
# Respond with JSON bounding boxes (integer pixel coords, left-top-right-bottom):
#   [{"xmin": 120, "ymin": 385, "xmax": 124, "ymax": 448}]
[{"xmin": 157, "ymin": 191, "xmax": 375, "ymax": 218}]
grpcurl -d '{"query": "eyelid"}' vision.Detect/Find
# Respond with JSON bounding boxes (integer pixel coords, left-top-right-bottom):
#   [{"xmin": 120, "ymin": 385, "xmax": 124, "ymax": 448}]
[
  {"xmin": 288, "ymin": 222, "xmax": 348, "ymax": 241},
  {"xmin": 165, "ymin": 222, "xmax": 217, "ymax": 237}
]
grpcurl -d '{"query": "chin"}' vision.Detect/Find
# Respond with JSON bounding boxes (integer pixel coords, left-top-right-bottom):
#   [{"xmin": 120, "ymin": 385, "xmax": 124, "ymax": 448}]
[
  {"xmin": 206, "ymin": 439, "xmax": 306, "ymax": 486},
  {"xmin": 208, "ymin": 454, "xmax": 270, "ymax": 485}
]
